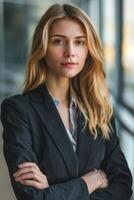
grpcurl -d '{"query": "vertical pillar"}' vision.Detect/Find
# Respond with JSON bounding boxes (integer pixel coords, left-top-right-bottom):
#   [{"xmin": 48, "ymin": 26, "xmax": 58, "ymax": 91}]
[{"xmin": 115, "ymin": 0, "xmax": 124, "ymax": 101}]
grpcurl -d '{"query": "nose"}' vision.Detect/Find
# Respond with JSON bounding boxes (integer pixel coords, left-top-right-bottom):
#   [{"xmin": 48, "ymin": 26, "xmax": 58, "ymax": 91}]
[{"xmin": 64, "ymin": 42, "xmax": 75, "ymax": 58}]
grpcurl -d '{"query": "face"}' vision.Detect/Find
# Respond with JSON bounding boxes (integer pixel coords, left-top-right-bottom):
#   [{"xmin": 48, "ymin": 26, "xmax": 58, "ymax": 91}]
[{"xmin": 45, "ymin": 18, "xmax": 88, "ymax": 79}]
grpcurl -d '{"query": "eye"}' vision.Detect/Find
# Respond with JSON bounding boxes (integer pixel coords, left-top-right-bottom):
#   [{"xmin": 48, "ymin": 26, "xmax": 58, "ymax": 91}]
[
  {"xmin": 52, "ymin": 38, "xmax": 64, "ymax": 45},
  {"xmin": 75, "ymin": 40, "xmax": 85, "ymax": 46}
]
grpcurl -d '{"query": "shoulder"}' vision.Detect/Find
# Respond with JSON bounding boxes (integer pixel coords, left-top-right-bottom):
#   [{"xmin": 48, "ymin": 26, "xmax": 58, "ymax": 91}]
[
  {"xmin": 1, "ymin": 93, "xmax": 29, "ymax": 111},
  {"xmin": 1, "ymin": 92, "xmax": 32, "ymax": 122},
  {"xmin": 1, "ymin": 84, "xmax": 46, "ymax": 120}
]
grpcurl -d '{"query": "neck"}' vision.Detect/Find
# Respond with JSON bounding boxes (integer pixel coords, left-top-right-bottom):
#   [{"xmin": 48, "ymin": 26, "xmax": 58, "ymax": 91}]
[{"xmin": 45, "ymin": 77, "xmax": 70, "ymax": 103}]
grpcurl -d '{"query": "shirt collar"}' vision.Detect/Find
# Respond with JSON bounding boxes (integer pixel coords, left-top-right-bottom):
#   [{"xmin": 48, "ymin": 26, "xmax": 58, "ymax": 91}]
[
  {"xmin": 49, "ymin": 93, "xmax": 77, "ymax": 108},
  {"xmin": 70, "ymin": 95, "xmax": 77, "ymax": 109}
]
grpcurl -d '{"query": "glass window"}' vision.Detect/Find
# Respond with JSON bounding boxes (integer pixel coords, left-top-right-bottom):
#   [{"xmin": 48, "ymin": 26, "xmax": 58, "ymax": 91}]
[
  {"xmin": 120, "ymin": 128, "xmax": 134, "ymax": 175},
  {"xmin": 87, "ymin": 0, "xmax": 100, "ymax": 33},
  {"xmin": 122, "ymin": 0, "xmax": 134, "ymax": 108},
  {"xmin": 102, "ymin": 0, "xmax": 116, "ymax": 92}
]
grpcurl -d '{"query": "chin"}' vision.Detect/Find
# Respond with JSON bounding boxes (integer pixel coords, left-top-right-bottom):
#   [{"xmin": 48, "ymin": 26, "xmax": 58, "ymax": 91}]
[
  {"xmin": 62, "ymin": 71, "xmax": 80, "ymax": 78},
  {"xmin": 63, "ymin": 74, "xmax": 77, "ymax": 78}
]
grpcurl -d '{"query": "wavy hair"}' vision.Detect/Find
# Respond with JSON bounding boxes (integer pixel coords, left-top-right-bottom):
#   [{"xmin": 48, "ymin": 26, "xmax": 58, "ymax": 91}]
[{"xmin": 23, "ymin": 3, "xmax": 113, "ymax": 139}]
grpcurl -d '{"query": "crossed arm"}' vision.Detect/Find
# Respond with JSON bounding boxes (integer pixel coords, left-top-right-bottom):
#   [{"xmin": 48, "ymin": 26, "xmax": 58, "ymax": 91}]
[
  {"xmin": 1, "ymin": 97, "xmax": 133, "ymax": 200},
  {"xmin": 13, "ymin": 161, "xmax": 108, "ymax": 193}
]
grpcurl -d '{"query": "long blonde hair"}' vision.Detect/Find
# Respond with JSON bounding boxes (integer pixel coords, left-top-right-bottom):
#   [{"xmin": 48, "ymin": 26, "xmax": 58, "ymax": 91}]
[{"xmin": 23, "ymin": 3, "xmax": 113, "ymax": 139}]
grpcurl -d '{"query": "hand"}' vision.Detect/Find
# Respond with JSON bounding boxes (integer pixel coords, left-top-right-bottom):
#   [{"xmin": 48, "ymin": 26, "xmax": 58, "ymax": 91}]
[
  {"xmin": 98, "ymin": 170, "xmax": 108, "ymax": 189},
  {"xmin": 13, "ymin": 162, "xmax": 49, "ymax": 189},
  {"xmin": 81, "ymin": 169, "xmax": 108, "ymax": 193}
]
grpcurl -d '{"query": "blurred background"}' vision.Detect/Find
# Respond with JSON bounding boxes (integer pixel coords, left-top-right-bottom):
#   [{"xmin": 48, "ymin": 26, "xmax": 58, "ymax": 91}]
[{"xmin": 0, "ymin": 0, "xmax": 134, "ymax": 199}]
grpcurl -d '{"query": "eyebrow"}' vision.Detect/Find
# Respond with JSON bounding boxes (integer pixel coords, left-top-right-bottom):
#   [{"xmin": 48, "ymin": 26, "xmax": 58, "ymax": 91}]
[{"xmin": 50, "ymin": 34, "xmax": 87, "ymax": 39}]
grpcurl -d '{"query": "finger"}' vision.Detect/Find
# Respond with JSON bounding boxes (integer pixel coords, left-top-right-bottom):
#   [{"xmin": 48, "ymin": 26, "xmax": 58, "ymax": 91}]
[
  {"xmin": 15, "ymin": 172, "xmax": 42, "ymax": 183},
  {"xmin": 101, "ymin": 176, "xmax": 109, "ymax": 188},
  {"xmin": 18, "ymin": 162, "xmax": 39, "ymax": 170},
  {"xmin": 13, "ymin": 166, "xmax": 40, "ymax": 178},
  {"xmin": 99, "ymin": 170, "xmax": 107, "ymax": 178},
  {"xmin": 20, "ymin": 179, "xmax": 42, "ymax": 189},
  {"xmin": 13, "ymin": 167, "xmax": 34, "ymax": 177}
]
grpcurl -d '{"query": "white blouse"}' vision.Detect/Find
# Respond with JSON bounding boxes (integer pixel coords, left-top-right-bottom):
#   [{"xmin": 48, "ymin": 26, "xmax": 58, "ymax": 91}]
[{"xmin": 50, "ymin": 95, "xmax": 78, "ymax": 152}]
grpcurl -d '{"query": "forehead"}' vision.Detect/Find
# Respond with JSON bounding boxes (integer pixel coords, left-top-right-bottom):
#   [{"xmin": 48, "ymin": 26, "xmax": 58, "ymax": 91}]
[{"xmin": 49, "ymin": 18, "xmax": 86, "ymax": 37}]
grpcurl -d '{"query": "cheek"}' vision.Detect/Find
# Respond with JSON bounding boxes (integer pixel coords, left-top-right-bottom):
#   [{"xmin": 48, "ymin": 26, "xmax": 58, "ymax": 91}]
[
  {"xmin": 79, "ymin": 55, "xmax": 88, "ymax": 67},
  {"xmin": 78, "ymin": 49, "xmax": 88, "ymax": 63},
  {"xmin": 45, "ymin": 52, "xmax": 57, "ymax": 66},
  {"xmin": 46, "ymin": 49, "xmax": 62, "ymax": 64}
]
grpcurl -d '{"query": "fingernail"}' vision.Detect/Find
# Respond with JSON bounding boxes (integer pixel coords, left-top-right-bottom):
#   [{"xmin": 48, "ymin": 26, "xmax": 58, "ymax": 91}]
[
  {"xmin": 20, "ymin": 180, "xmax": 24, "ymax": 184},
  {"xmin": 13, "ymin": 173, "xmax": 17, "ymax": 177}
]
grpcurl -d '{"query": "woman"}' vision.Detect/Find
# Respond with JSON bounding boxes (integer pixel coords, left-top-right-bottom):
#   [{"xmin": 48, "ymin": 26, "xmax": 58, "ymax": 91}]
[{"xmin": 1, "ymin": 3, "xmax": 132, "ymax": 200}]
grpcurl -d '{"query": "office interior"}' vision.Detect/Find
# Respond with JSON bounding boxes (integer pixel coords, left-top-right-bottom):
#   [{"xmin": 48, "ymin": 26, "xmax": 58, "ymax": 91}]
[{"xmin": 0, "ymin": 0, "xmax": 133, "ymax": 199}]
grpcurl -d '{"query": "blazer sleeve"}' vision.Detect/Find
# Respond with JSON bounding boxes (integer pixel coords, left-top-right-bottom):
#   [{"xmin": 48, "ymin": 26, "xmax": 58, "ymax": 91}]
[
  {"xmin": 90, "ymin": 116, "xmax": 133, "ymax": 200},
  {"xmin": 1, "ymin": 97, "xmax": 89, "ymax": 200}
]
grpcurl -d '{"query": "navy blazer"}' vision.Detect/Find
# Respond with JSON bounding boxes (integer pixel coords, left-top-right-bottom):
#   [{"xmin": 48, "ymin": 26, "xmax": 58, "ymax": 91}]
[{"xmin": 1, "ymin": 84, "xmax": 133, "ymax": 200}]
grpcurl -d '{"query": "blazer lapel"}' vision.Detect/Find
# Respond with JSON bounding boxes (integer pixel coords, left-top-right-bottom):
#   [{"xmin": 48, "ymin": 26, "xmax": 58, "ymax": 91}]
[
  {"xmin": 76, "ymin": 113, "xmax": 94, "ymax": 175},
  {"xmin": 29, "ymin": 84, "xmax": 79, "ymax": 177}
]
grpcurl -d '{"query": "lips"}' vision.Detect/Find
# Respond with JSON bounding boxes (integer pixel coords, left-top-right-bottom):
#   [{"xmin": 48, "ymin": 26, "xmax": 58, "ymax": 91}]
[
  {"xmin": 61, "ymin": 62, "xmax": 78, "ymax": 65},
  {"xmin": 61, "ymin": 62, "xmax": 78, "ymax": 69}
]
